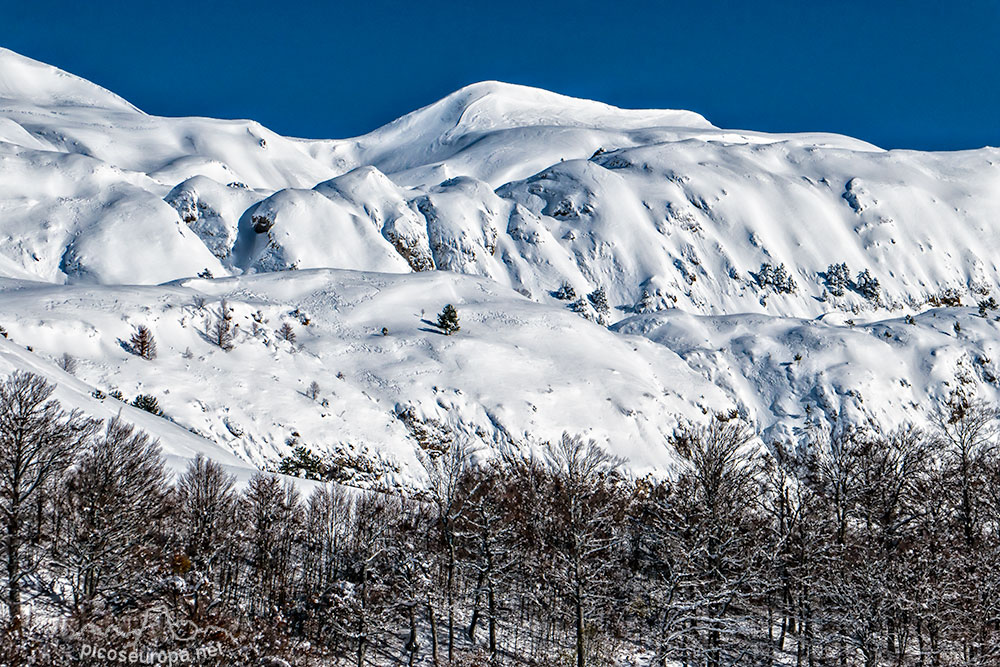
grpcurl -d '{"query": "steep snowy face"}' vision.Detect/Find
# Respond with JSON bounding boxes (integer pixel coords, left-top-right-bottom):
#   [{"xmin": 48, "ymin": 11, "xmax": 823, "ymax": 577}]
[{"xmin": 0, "ymin": 47, "xmax": 138, "ymax": 112}]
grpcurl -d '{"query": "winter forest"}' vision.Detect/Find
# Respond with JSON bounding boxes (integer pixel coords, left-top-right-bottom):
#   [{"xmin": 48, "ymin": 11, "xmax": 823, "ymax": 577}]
[{"xmin": 3, "ymin": 369, "xmax": 1000, "ymax": 666}]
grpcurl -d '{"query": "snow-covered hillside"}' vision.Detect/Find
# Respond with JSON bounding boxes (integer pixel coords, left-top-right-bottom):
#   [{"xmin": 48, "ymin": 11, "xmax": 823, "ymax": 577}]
[
  {"xmin": 0, "ymin": 271, "xmax": 730, "ymax": 482},
  {"xmin": 1, "ymin": 46, "xmax": 998, "ymax": 476}
]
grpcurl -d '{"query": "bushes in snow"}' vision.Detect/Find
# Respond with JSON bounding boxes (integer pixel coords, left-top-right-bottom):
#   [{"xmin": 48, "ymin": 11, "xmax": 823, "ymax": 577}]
[
  {"xmin": 927, "ymin": 287, "xmax": 963, "ymax": 307},
  {"xmin": 276, "ymin": 444, "xmax": 328, "ymax": 481},
  {"xmin": 131, "ymin": 393, "xmax": 162, "ymax": 416},
  {"xmin": 979, "ymin": 296, "xmax": 999, "ymax": 317}
]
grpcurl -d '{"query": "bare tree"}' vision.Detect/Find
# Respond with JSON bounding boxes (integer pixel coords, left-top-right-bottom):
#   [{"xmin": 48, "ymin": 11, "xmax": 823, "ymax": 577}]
[
  {"xmin": 53, "ymin": 417, "xmax": 170, "ymax": 611},
  {"xmin": 172, "ymin": 454, "xmax": 239, "ymax": 623},
  {"xmin": 240, "ymin": 473, "xmax": 302, "ymax": 618},
  {"xmin": 667, "ymin": 418, "xmax": 764, "ymax": 667},
  {"xmin": 458, "ymin": 458, "xmax": 519, "ymax": 659},
  {"xmin": 0, "ymin": 372, "xmax": 97, "ymax": 628},
  {"xmin": 306, "ymin": 380, "xmax": 321, "ymax": 401},
  {"xmin": 416, "ymin": 437, "xmax": 476, "ymax": 663},
  {"xmin": 543, "ymin": 433, "xmax": 625, "ymax": 667},
  {"xmin": 175, "ymin": 454, "xmax": 238, "ymax": 573}
]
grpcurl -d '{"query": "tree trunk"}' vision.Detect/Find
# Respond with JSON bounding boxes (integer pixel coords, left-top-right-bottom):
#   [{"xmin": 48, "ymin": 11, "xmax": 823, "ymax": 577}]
[
  {"xmin": 447, "ymin": 539, "xmax": 455, "ymax": 663},
  {"xmin": 467, "ymin": 567, "xmax": 486, "ymax": 642},
  {"xmin": 487, "ymin": 579, "xmax": 497, "ymax": 659},
  {"xmin": 5, "ymin": 511, "xmax": 21, "ymax": 630},
  {"xmin": 428, "ymin": 596, "xmax": 440, "ymax": 667},
  {"xmin": 575, "ymin": 570, "xmax": 585, "ymax": 667},
  {"xmin": 356, "ymin": 567, "xmax": 367, "ymax": 667}
]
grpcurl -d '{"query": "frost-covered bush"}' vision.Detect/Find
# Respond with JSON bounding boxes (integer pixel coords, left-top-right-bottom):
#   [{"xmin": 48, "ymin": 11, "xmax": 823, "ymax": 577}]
[
  {"xmin": 825, "ymin": 262, "xmax": 851, "ymax": 297},
  {"xmin": 755, "ymin": 263, "xmax": 797, "ymax": 294}
]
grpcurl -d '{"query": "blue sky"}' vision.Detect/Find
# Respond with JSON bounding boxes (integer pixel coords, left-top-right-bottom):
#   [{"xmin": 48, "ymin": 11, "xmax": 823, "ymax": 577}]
[{"xmin": 2, "ymin": 0, "xmax": 998, "ymax": 150}]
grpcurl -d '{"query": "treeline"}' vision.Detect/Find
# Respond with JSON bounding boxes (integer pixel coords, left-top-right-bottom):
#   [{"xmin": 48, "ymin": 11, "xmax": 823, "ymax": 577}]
[{"xmin": 2, "ymin": 370, "xmax": 1000, "ymax": 666}]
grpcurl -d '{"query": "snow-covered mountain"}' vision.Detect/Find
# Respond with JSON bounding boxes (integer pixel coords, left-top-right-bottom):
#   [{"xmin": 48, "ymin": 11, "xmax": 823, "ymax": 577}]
[{"xmin": 1, "ymin": 46, "xmax": 998, "ymax": 479}]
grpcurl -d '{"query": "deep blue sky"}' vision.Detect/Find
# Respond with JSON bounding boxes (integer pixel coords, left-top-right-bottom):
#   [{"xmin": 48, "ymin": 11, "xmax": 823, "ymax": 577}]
[{"xmin": 2, "ymin": 1, "xmax": 998, "ymax": 150}]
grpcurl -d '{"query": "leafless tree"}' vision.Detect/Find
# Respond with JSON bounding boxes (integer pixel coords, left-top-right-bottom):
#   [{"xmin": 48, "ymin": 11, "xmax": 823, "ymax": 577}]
[
  {"xmin": 0, "ymin": 372, "xmax": 96, "ymax": 628},
  {"xmin": 542, "ymin": 433, "xmax": 625, "ymax": 667},
  {"xmin": 53, "ymin": 417, "xmax": 170, "ymax": 612}
]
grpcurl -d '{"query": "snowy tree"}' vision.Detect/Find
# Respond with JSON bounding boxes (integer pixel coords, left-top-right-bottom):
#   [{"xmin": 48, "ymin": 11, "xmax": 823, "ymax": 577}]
[
  {"xmin": 456, "ymin": 460, "xmax": 518, "ymax": 658},
  {"xmin": 543, "ymin": 434, "xmax": 625, "ymax": 667},
  {"xmin": 437, "ymin": 304, "xmax": 461, "ymax": 335},
  {"xmin": 416, "ymin": 437, "xmax": 476, "ymax": 662},
  {"xmin": 210, "ymin": 299, "xmax": 235, "ymax": 351},
  {"xmin": 277, "ymin": 321, "xmax": 296, "ymax": 343},
  {"xmin": 240, "ymin": 474, "xmax": 303, "ymax": 618},
  {"xmin": 175, "ymin": 454, "xmax": 239, "ymax": 620},
  {"xmin": 855, "ymin": 269, "xmax": 881, "ymax": 303},
  {"xmin": 663, "ymin": 418, "xmax": 766, "ymax": 667},
  {"xmin": 306, "ymin": 380, "xmax": 320, "ymax": 400},
  {"xmin": 587, "ymin": 287, "xmax": 610, "ymax": 314},
  {"xmin": 129, "ymin": 325, "xmax": 157, "ymax": 360},
  {"xmin": 825, "ymin": 262, "xmax": 851, "ymax": 297},
  {"xmin": 554, "ymin": 281, "xmax": 577, "ymax": 301},
  {"xmin": 756, "ymin": 262, "xmax": 797, "ymax": 294}
]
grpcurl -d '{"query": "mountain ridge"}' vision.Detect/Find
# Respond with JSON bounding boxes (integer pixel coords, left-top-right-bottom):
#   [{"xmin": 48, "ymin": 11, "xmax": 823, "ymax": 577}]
[{"xmin": 1, "ymin": 47, "xmax": 999, "ymax": 477}]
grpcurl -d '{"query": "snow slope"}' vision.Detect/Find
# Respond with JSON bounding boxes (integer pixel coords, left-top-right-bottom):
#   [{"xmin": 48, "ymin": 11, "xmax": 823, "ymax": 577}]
[
  {"xmin": 0, "ymin": 271, "xmax": 729, "ymax": 481},
  {"xmin": 0, "ymin": 316, "xmax": 258, "ymax": 483},
  {"xmin": 1, "ymin": 47, "xmax": 999, "ymax": 476}
]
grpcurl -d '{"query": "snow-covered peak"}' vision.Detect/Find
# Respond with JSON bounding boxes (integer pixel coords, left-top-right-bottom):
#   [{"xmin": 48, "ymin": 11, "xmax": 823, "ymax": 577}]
[
  {"xmin": 391, "ymin": 80, "xmax": 713, "ymax": 135},
  {"xmin": 0, "ymin": 48, "xmax": 139, "ymax": 112}
]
